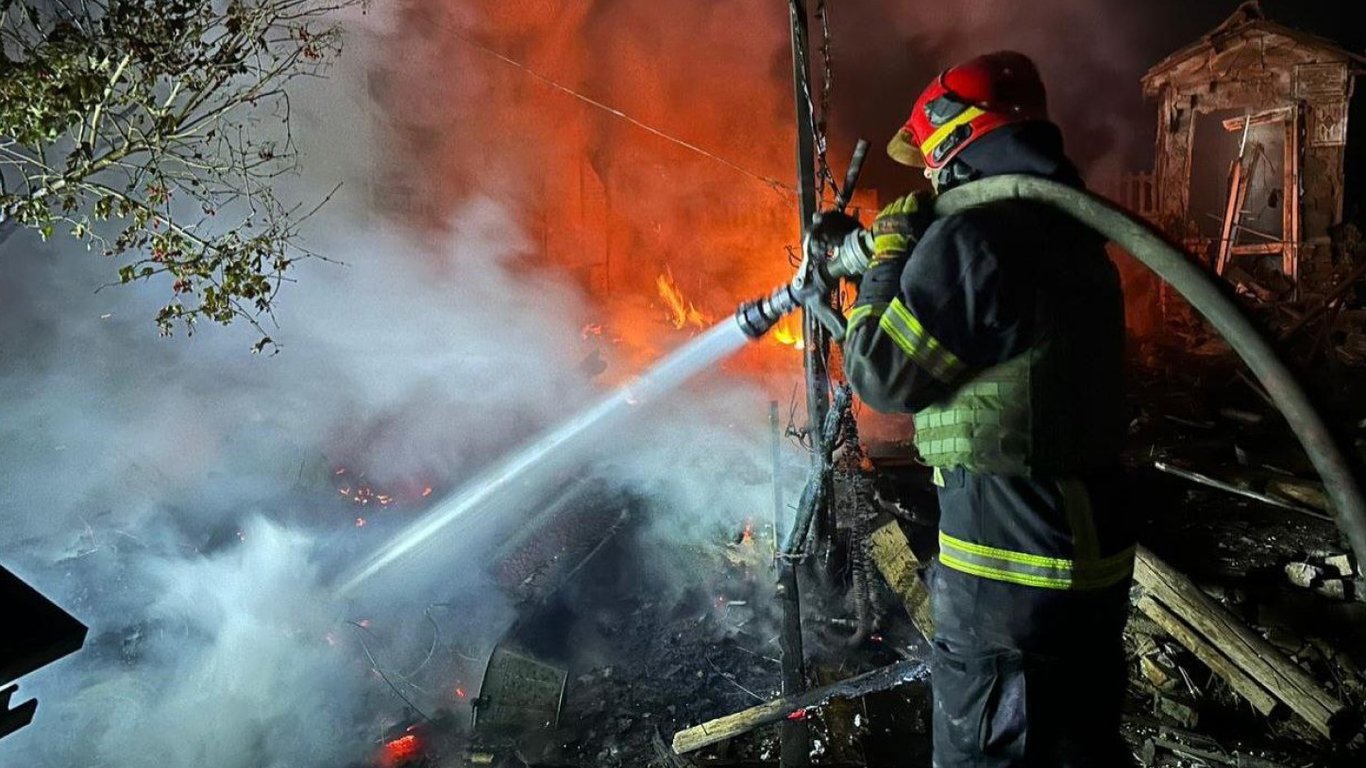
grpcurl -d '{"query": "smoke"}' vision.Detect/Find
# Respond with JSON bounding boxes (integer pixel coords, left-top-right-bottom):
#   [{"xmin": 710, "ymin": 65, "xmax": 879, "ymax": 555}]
[
  {"xmin": 0, "ymin": 5, "xmax": 787, "ymax": 767},
  {"xmin": 2, "ymin": 1, "xmax": 1201, "ymax": 764}
]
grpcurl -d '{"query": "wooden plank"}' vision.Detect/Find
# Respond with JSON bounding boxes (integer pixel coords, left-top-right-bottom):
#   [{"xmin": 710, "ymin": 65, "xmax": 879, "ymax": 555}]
[
  {"xmin": 1221, "ymin": 106, "xmax": 1294, "ymax": 131},
  {"xmin": 1133, "ymin": 547, "xmax": 1351, "ymax": 740},
  {"xmin": 868, "ymin": 520, "xmax": 934, "ymax": 639},
  {"xmin": 1215, "ymin": 159, "xmax": 1248, "ymax": 275},
  {"xmin": 1137, "ymin": 596, "xmax": 1280, "ymax": 716},
  {"xmin": 671, "ymin": 659, "xmax": 928, "ymax": 755}
]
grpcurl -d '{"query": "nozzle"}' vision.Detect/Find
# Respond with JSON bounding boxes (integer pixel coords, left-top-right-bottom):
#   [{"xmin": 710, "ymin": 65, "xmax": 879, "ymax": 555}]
[{"xmin": 736, "ymin": 283, "xmax": 802, "ymax": 340}]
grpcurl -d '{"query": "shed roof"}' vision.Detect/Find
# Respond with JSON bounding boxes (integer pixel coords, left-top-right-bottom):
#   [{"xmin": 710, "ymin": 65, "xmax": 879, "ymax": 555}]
[{"xmin": 1142, "ymin": 1, "xmax": 1366, "ymax": 91}]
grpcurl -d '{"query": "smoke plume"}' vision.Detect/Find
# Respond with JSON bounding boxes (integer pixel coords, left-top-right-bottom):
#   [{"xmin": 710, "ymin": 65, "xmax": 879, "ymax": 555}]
[
  {"xmin": 2, "ymin": 1, "xmax": 1192, "ymax": 765},
  {"xmin": 0, "ymin": 5, "xmax": 785, "ymax": 767}
]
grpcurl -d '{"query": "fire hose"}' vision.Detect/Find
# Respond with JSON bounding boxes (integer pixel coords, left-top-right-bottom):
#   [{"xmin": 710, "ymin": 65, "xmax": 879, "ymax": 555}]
[{"xmin": 735, "ymin": 174, "xmax": 1366, "ymax": 569}]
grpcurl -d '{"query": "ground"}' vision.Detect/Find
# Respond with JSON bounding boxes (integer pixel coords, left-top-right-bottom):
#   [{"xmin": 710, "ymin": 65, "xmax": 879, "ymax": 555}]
[{"xmin": 351, "ymin": 343, "xmax": 1366, "ymax": 768}]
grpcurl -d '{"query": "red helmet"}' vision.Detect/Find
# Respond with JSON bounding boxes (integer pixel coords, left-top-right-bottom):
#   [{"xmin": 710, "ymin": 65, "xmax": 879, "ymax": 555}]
[{"xmin": 888, "ymin": 51, "xmax": 1048, "ymax": 170}]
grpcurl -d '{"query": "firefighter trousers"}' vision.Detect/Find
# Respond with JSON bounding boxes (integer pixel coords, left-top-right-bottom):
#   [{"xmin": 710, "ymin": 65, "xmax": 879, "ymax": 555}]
[{"xmin": 928, "ymin": 469, "xmax": 1135, "ymax": 768}]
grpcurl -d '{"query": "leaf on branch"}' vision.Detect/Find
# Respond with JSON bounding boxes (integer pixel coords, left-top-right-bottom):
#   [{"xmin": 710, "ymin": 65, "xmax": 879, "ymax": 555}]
[{"xmin": 4, "ymin": 0, "xmax": 359, "ymax": 345}]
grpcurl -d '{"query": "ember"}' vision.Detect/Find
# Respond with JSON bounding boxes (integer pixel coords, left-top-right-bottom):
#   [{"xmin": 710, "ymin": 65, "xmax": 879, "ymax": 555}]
[{"xmin": 377, "ymin": 732, "xmax": 424, "ymax": 768}]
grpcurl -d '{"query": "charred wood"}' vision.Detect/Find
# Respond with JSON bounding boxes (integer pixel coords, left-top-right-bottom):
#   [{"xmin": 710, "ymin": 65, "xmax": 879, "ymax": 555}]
[
  {"xmin": 670, "ymin": 658, "xmax": 928, "ymax": 755},
  {"xmin": 1133, "ymin": 547, "xmax": 1354, "ymax": 741}
]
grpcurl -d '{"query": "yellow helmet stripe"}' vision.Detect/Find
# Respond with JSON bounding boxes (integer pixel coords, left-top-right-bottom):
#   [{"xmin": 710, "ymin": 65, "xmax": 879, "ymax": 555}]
[{"xmin": 918, "ymin": 106, "xmax": 985, "ymax": 161}]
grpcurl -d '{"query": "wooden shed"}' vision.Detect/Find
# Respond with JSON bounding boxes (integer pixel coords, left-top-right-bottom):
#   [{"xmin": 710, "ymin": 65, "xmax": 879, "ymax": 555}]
[{"xmin": 1140, "ymin": 1, "xmax": 1363, "ymax": 299}]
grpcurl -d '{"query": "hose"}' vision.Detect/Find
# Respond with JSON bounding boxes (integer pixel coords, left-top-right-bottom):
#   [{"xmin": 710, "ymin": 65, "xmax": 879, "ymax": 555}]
[{"xmin": 934, "ymin": 174, "xmax": 1366, "ymax": 568}]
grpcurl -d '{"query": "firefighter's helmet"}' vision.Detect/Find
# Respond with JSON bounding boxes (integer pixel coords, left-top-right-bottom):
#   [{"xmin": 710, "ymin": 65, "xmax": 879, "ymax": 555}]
[{"xmin": 888, "ymin": 51, "xmax": 1048, "ymax": 170}]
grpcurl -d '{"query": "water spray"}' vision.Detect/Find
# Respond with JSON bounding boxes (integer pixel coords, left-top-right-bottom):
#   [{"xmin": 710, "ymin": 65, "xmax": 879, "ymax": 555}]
[{"xmin": 341, "ymin": 160, "xmax": 1366, "ymax": 596}]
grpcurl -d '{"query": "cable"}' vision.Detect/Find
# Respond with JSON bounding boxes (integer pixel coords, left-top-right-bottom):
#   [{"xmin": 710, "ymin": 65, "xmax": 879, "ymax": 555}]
[
  {"xmin": 439, "ymin": 23, "xmax": 796, "ymax": 197},
  {"xmin": 346, "ymin": 620, "xmax": 432, "ymax": 721}
]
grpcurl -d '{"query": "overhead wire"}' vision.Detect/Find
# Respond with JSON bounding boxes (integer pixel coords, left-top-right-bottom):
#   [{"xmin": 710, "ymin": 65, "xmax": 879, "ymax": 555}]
[{"xmin": 436, "ymin": 21, "xmax": 796, "ymax": 198}]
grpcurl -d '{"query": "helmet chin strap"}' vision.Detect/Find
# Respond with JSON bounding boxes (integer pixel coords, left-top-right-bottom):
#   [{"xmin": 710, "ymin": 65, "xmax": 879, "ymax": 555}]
[{"xmin": 932, "ymin": 159, "xmax": 978, "ymax": 193}]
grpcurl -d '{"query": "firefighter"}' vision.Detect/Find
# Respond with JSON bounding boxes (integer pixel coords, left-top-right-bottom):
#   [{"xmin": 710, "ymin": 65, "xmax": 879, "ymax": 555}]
[{"xmin": 813, "ymin": 51, "xmax": 1135, "ymax": 766}]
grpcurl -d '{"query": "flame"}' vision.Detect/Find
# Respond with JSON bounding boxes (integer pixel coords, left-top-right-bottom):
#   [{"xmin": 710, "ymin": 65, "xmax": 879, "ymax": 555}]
[
  {"xmin": 656, "ymin": 268, "xmax": 712, "ymax": 331},
  {"xmin": 770, "ymin": 316, "xmax": 805, "ymax": 350},
  {"xmin": 376, "ymin": 1, "xmax": 847, "ymax": 390}
]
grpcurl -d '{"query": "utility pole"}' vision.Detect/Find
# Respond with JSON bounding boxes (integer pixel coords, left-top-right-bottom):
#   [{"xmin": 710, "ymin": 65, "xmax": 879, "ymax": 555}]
[{"xmin": 778, "ymin": 1, "xmax": 823, "ymax": 765}]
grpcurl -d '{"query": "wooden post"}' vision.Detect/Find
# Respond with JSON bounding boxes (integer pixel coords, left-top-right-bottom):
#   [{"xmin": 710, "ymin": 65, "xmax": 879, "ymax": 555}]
[{"xmin": 780, "ymin": 2, "xmax": 822, "ymax": 763}]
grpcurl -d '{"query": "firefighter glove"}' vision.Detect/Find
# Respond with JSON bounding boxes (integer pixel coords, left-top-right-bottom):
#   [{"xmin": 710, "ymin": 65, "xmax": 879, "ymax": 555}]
[
  {"xmin": 807, "ymin": 209, "xmax": 863, "ymax": 257},
  {"xmin": 872, "ymin": 191, "xmax": 936, "ymax": 260}
]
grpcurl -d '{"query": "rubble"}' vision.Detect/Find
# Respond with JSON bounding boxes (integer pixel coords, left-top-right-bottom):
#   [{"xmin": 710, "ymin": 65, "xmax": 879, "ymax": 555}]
[{"xmin": 1134, "ymin": 547, "xmax": 1351, "ymax": 739}]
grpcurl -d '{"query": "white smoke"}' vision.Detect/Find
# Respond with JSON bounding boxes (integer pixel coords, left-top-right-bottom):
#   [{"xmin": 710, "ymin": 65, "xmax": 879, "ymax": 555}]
[{"xmin": 0, "ymin": 7, "xmax": 788, "ymax": 767}]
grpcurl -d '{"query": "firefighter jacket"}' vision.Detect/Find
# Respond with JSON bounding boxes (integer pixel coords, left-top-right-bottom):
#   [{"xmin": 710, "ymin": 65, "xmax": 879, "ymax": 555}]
[{"xmin": 842, "ymin": 123, "xmax": 1126, "ymax": 478}]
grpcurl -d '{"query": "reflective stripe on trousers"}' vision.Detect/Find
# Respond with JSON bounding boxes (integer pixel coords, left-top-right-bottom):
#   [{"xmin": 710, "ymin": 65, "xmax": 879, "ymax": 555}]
[
  {"xmin": 938, "ymin": 531, "xmax": 1134, "ymax": 590},
  {"xmin": 933, "ymin": 470, "xmax": 1134, "ymax": 591}
]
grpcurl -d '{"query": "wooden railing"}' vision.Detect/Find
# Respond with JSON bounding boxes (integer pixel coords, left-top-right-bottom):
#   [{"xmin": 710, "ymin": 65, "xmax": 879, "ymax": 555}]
[{"xmin": 1116, "ymin": 171, "xmax": 1158, "ymax": 220}]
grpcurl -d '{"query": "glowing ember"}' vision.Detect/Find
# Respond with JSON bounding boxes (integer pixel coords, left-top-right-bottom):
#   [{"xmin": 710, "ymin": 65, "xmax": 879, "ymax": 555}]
[
  {"xmin": 581, "ymin": 323, "xmax": 603, "ymax": 338},
  {"xmin": 333, "ymin": 467, "xmax": 415, "ymax": 509},
  {"xmin": 421, "ymin": 486, "xmax": 433, "ymax": 498},
  {"xmin": 656, "ymin": 268, "xmax": 712, "ymax": 330},
  {"xmin": 355, "ymin": 517, "xmax": 367, "ymax": 528},
  {"xmin": 740, "ymin": 520, "xmax": 755, "ymax": 546},
  {"xmin": 357, "ymin": 618, "xmax": 371, "ymax": 629},
  {"xmin": 378, "ymin": 733, "xmax": 423, "ymax": 767},
  {"xmin": 454, "ymin": 686, "xmax": 467, "ymax": 699}
]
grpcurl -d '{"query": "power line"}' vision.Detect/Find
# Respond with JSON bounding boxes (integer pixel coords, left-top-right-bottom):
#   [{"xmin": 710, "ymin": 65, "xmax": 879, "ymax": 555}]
[{"xmin": 438, "ymin": 23, "xmax": 797, "ymax": 197}]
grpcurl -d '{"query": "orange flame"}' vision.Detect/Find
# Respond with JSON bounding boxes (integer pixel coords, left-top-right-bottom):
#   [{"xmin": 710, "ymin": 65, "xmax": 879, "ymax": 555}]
[{"xmin": 656, "ymin": 268, "xmax": 712, "ymax": 330}]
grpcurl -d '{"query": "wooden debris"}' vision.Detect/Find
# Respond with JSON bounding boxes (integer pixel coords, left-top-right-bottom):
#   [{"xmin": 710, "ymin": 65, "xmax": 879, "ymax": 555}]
[
  {"xmin": 670, "ymin": 659, "xmax": 928, "ymax": 755},
  {"xmin": 868, "ymin": 520, "xmax": 934, "ymax": 639},
  {"xmin": 1137, "ymin": 596, "xmax": 1280, "ymax": 716},
  {"xmin": 1134, "ymin": 547, "xmax": 1352, "ymax": 740},
  {"xmin": 1265, "ymin": 477, "xmax": 1332, "ymax": 512},
  {"xmin": 1155, "ymin": 696, "xmax": 1200, "ymax": 728},
  {"xmin": 1139, "ymin": 651, "xmax": 1182, "ymax": 694},
  {"xmin": 1150, "ymin": 736, "xmax": 1289, "ymax": 768}
]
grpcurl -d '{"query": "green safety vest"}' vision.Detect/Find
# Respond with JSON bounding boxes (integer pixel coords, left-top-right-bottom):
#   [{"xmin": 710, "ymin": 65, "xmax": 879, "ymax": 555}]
[{"xmin": 912, "ymin": 308, "xmax": 1124, "ymax": 476}]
